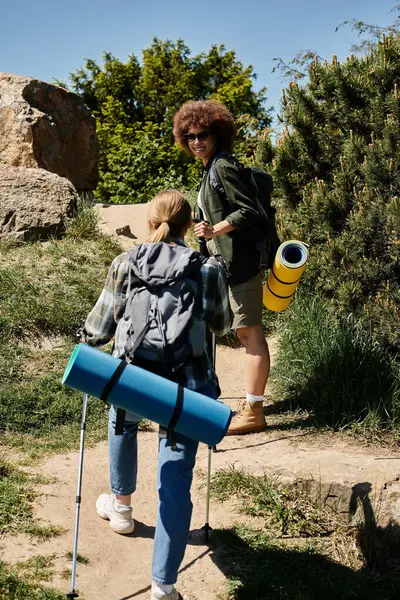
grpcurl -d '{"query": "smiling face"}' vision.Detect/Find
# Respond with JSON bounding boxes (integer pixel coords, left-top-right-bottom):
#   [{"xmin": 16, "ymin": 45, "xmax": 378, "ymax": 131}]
[{"xmin": 185, "ymin": 126, "xmax": 217, "ymax": 166}]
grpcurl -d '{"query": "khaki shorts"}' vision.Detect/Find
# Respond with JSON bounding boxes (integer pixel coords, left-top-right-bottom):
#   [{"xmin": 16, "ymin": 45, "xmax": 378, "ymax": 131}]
[{"xmin": 229, "ymin": 271, "xmax": 264, "ymax": 330}]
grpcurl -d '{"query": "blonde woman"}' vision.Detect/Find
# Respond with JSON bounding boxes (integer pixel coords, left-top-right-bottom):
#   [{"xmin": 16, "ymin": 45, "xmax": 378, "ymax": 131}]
[{"xmin": 81, "ymin": 190, "xmax": 232, "ymax": 600}]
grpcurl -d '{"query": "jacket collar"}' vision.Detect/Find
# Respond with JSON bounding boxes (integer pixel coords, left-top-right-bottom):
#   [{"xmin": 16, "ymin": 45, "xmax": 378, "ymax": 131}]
[
  {"xmin": 170, "ymin": 237, "xmax": 187, "ymax": 247},
  {"xmin": 203, "ymin": 150, "xmax": 221, "ymax": 172}
]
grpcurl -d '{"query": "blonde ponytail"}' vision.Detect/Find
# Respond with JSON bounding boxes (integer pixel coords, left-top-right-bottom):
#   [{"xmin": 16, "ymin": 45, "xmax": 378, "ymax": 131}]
[
  {"xmin": 147, "ymin": 220, "xmax": 171, "ymax": 243},
  {"xmin": 147, "ymin": 190, "xmax": 191, "ymax": 243}
]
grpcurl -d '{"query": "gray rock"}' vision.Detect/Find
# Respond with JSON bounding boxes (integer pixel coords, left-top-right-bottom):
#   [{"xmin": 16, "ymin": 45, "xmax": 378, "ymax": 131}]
[
  {"xmin": 0, "ymin": 72, "xmax": 99, "ymax": 190},
  {"xmin": 0, "ymin": 164, "xmax": 78, "ymax": 240},
  {"xmin": 115, "ymin": 224, "xmax": 135, "ymax": 238}
]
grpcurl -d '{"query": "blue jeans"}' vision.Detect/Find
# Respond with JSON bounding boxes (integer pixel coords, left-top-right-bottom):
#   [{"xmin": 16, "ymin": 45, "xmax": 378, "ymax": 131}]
[{"xmin": 108, "ymin": 382, "xmax": 216, "ymax": 585}]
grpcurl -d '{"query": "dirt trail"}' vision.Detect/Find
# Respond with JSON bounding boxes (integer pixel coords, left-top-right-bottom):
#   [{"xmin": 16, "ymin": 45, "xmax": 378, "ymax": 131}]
[
  {"xmin": 1, "ymin": 204, "xmax": 399, "ymax": 600},
  {"xmin": 94, "ymin": 203, "xmax": 150, "ymax": 248},
  {"xmin": 2, "ymin": 345, "xmax": 400, "ymax": 600}
]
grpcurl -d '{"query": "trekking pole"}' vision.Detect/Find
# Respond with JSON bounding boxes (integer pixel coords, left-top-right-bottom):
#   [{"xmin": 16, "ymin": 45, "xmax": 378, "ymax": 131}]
[
  {"xmin": 66, "ymin": 392, "xmax": 88, "ymax": 600},
  {"xmin": 195, "ymin": 217, "xmax": 217, "ymax": 539},
  {"xmin": 211, "ymin": 332, "xmax": 217, "ymax": 453},
  {"xmin": 203, "ymin": 331, "xmax": 216, "ymax": 544},
  {"xmin": 204, "ymin": 444, "xmax": 213, "ymax": 544}
]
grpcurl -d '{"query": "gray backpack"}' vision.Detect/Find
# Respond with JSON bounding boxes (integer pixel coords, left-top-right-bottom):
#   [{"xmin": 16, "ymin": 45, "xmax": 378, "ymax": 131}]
[{"xmin": 123, "ymin": 242, "xmax": 208, "ymax": 371}]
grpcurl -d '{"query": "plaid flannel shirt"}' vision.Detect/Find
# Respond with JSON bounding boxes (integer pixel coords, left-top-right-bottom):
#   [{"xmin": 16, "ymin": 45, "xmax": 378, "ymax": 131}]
[{"xmin": 82, "ymin": 241, "xmax": 233, "ymax": 392}]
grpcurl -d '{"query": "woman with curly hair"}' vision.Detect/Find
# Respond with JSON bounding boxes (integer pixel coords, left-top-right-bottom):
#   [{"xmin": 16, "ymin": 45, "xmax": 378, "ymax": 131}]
[{"xmin": 173, "ymin": 100, "xmax": 270, "ymax": 436}]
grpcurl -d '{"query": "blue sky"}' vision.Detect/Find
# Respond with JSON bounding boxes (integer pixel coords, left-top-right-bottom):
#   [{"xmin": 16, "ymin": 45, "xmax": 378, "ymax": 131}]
[{"xmin": 1, "ymin": 1, "xmax": 398, "ymax": 128}]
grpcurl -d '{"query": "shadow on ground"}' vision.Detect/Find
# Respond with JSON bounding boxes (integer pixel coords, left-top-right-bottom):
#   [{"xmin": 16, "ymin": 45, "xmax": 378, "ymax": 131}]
[
  {"xmin": 209, "ymin": 526, "xmax": 400, "ymax": 600},
  {"xmin": 208, "ymin": 481, "xmax": 400, "ymax": 600},
  {"xmin": 350, "ymin": 482, "xmax": 400, "ymax": 574}
]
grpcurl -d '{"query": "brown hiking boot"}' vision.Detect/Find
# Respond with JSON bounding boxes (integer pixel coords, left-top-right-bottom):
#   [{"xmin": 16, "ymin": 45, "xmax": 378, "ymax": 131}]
[{"xmin": 226, "ymin": 401, "xmax": 266, "ymax": 435}]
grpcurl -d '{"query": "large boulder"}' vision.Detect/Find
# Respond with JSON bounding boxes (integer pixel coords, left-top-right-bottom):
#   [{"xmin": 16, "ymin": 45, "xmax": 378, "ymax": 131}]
[
  {"xmin": 0, "ymin": 72, "xmax": 99, "ymax": 190},
  {"xmin": 0, "ymin": 165, "xmax": 78, "ymax": 240}
]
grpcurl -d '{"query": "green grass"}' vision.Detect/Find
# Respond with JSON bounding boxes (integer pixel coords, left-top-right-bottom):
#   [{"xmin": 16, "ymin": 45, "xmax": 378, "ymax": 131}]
[
  {"xmin": 14, "ymin": 555, "xmax": 58, "ymax": 584},
  {"xmin": 64, "ymin": 194, "xmax": 102, "ymax": 241},
  {"xmin": 0, "ymin": 559, "xmax": 65, "ymax": 600},
  {"xmin": 0, "ymin": 373, "xmax": 106, "ymax": 437},
  {"xmin": 0, "ymin": 349, "xmax": 109, "ymax": 458},
  {"xmin": 0, "ymin": 231, "xmax": 123, "ymax": 458},
  {"xmin": 211, "ymin": 466, "xmax": 338, "ymax": 538},
  {"xmin": 0, "ymin": 459, "xmax": 63, "ymax": 539},
  {"xmin": 62, "ymin": 552, "xmax": 90, "ymax": 582},
  {"xmin": 0, "ymin": 234, "xmax": 121, "ymax": 341},
  {"xmin": 0, "ymin": 339, "xmax": 152, "ymax": 459},
  {"xmin": 270, "ymin": 296, "xmax": 400, "ymax": 436},
  {"xmin": 0, "ymin": 344, "xmax": 28, "ymax": 388},
  {"xmin": 210, "ymin": 467, "xmax": 400, "ymax": 600},
  {"xmin": 65, "ymin": 551, "xmax": 89, "ymax": 565}
]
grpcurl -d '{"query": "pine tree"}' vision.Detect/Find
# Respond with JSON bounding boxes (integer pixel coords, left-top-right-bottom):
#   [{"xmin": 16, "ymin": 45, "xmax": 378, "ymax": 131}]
[{"xmin": 268, "ymin": 34, "xmax": 400, "ymax": 352}]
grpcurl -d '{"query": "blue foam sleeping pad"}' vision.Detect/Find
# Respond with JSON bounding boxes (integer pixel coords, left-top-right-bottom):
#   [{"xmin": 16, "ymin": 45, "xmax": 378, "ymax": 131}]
[{"xmin": 62, "ymin": 344, "xmax": 232, "ymax": 446}]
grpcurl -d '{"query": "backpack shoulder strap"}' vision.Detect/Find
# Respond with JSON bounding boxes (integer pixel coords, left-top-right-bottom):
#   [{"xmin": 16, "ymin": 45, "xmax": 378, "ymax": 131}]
[
  {"xmin": 124, "ymin": 250, "xmax": 154, "ymax": 360},
  {"xmin": 209, "ymin": 152, "xmax": 245, "ymax": 206},
  {"xmin": 209, "ymin": 152, "xmax": 240, "ymax": 190},
  {"xmin": 191, "ymin": 254, "xmax": 208, "ymax": 314}
]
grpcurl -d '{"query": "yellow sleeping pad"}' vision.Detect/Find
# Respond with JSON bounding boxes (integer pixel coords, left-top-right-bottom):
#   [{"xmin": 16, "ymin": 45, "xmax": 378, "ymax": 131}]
[{"xmin": 263, "ymin": 240, "xmax": 309, "ymax": 312}]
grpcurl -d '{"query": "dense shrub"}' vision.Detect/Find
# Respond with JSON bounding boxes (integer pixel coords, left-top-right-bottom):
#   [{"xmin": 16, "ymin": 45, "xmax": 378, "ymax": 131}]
[
  {"xmin": 271, "ymin": 296, "xmax": 400, "ymax": 433},
  {"xmin": 66, "ymin": 40, "xmax": 271, "ymax": 204}
]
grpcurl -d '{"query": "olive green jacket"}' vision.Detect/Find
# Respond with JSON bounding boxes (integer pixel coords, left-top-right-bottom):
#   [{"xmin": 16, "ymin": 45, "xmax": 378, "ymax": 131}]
[{"xmin": 197, "ymin": 154, "xmax": 261, "ymax": 285}]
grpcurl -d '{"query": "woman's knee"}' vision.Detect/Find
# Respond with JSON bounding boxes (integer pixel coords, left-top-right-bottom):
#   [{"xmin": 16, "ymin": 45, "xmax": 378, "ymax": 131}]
[{"xmin": 236, "ymin": 325, "xmax": 265, "ymax": 347}]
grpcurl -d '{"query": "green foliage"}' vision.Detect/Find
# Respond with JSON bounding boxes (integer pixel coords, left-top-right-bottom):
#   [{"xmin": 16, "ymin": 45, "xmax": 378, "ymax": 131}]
[
  {"xmin": 270, "ymin": 297, "xmax": 400, "ymax": 433},
  {"xmin": 66, "ymin": 39, "xmax": 271, "ymax": 204},
  {"xmin": 211, "ymin": 466, "xmax": 334, "ymax": 538},
  {"xmin": 266, "ymin": 34, "xmax": 400, "ymax": 352},
  {"xmin": 97, "ymin": 126, "xmax": 186, "ymax": 204}
]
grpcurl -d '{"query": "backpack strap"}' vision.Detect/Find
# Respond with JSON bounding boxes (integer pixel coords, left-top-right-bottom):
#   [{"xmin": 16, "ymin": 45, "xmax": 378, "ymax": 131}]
[
  {"xmin": 209, "ymin": 152, "xmax": 267, "ymax": 219},
  {"xmin": 157, "ymin": 384, "xmax": 185, "ymax": 451},
  {"xmin": 248, "ymin": 170, "xmax": 270, "ymax": 221},
  {"xmin": 191, "ymin": 254, "xmax": 207, "ymax": 315},
  {"xmin": 210, "ymin": 153, "xmax": 274, "ymax": 235},
  {"xmin": 167, "ymin": 384, "xmax": 184, "ymax": 451},
  {"xmin": 209, "ymin": 151, "xmax": 243, "ymax": 207},
  {"xmin": 100, "ymin": 361, "xmax": 128, "ymax": 403},
  {"xmin": 115, "ymin": 408, "xmax": 126, "ymax": 436},
  {"xmin": 124, "ymin": 251, "xmax": 155, "ymax": 361},
  {"xmin": 100, "ymin": 361, "xmax": 129, "ymax": 436}
]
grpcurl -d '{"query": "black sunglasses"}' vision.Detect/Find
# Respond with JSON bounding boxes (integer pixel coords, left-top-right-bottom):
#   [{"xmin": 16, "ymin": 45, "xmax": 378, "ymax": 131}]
[{"xmin": 183, "ymin": 131, "xmax": 210, "ymax": 143}]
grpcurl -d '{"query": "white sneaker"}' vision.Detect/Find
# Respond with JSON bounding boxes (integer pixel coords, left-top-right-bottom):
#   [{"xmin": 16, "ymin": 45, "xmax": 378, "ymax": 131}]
[
  {"xmin": 150, "ymin": 583, "xmax": 180, "ymax": 599},
  {"xmin": 96, "ymin": 493, "xmax": 135, "ymax": 534}
]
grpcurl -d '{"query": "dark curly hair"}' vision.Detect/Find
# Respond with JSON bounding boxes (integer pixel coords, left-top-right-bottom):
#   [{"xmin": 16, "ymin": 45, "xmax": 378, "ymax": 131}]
[{"xmin": 173, "ymin": 100, "xmax": 236, "ymax": 154}]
